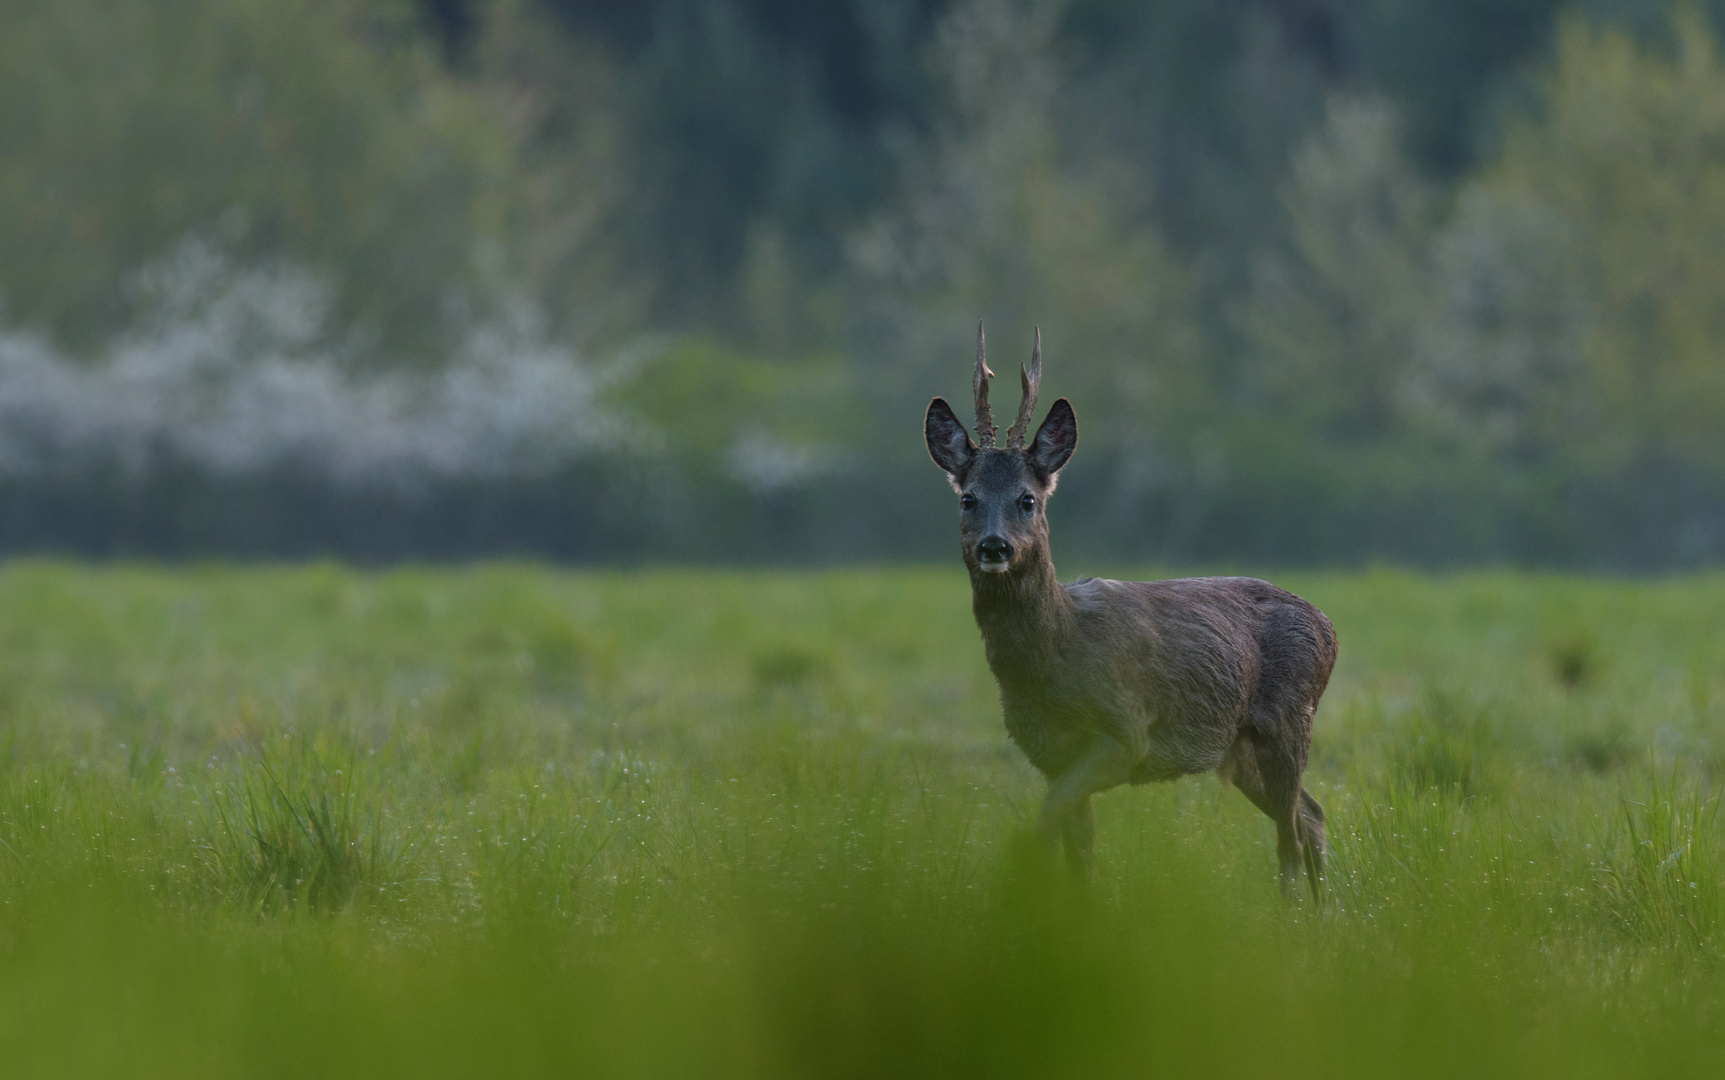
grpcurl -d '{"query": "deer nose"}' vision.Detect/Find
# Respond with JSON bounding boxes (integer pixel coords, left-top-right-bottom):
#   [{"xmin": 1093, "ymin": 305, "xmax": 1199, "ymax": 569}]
[{"xmin": 977, "ymin": 536, "xmax": 1013, "ymax": 563}]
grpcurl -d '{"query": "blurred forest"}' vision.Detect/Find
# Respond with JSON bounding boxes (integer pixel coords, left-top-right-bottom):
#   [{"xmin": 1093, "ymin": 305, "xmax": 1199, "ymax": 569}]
[{"xmin": 4, "ymin": 0, "xmax": 1725, "ymax": 566}]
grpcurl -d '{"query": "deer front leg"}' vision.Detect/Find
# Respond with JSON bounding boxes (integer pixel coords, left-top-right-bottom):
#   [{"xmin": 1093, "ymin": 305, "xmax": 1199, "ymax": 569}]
[
  {"xmin": 1060, "ymin": 795, "xmax": 1095, "ymax": 878},
  {"xmin": 1039, "ymin": 736, "xmax": 1137, "ymax": 878}
]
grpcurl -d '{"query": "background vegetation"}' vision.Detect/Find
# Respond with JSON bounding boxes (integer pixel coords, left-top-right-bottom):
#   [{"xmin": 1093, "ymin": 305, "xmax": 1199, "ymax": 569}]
[
  {"xmin": 7, "ymin": 0, "xmax": 1725, "ymax": 565},
  {"xmin": 13, "ymin": 9, "xmax": 1725, "ymax": 1069},
  {"xmin": 5, "ymin": 563, "xmax": 1725, "ymax": 1073}
]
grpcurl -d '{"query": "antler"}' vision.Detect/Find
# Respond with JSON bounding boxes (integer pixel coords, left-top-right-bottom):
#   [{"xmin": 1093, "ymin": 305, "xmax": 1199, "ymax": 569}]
[
  {"xmin": 972, "ymin": 321, "xmax": 997, "ymax": 448},
  {"xmin": 1005, "ymin": 327, "xmax": 1041, "ymax": 449}
]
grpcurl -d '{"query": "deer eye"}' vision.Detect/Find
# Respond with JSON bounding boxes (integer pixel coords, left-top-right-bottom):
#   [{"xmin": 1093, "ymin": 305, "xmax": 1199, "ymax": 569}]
[
  {"xmin": 960, "ymin": 493, "xmax": 977, "ymax": 510},
  {"xmin": 1019, "ymin": 494, "xmax": 1036, "ymax": 512}
]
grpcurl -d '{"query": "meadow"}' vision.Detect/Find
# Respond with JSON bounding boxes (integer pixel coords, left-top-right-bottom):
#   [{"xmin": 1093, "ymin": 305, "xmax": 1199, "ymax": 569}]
[{"xmin": 3, "ymin": 561, "xmax": 1725, "ymax": 1077}]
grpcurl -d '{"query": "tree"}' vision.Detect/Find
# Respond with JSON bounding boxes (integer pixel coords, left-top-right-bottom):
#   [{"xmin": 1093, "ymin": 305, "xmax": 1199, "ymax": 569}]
[
  {"xmin": 1240, "ymin": 95, "xmax": 1434, "ymax": 441},
  {"xmin": 847, "ymin": 0, "xmax": 1202, "ymax": 465},
  {"xmin": 1462, "ymin": 10, "xmax": 1725, "ymax": 465},
  {"xmin": 0, "ymin": 0, "xmax": 519, "ymax": 366}
]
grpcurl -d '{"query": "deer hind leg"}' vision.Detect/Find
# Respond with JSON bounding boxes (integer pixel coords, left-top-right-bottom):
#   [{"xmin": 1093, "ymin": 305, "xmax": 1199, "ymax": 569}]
[
  {"xmin": 1223, "ymin": 732, "xmax": 1320, "ymax": 902},
  {"xmin": 1041, "ymin": 736, "xmax": 1137, "ymax": 880},
  {"xmin": 1298, "ymin": 787, "xmax": 1326, "ymax": 891}
]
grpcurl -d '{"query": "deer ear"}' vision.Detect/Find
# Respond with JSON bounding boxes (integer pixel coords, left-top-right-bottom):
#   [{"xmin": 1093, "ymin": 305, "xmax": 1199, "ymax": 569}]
[
  {"xmin": 925, "ymin": 397, "xmax": 976, "ymax": 489},
  {"xmin": 1026, "ymin": 398, "xmax": 1077, "ymax": 483}
]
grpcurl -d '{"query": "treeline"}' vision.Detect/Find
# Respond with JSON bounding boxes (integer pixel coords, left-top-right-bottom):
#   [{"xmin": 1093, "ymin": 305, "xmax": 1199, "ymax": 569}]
[{"xmin": 4, "ymin": 0, "xmax": 1725, "ymax": 566}]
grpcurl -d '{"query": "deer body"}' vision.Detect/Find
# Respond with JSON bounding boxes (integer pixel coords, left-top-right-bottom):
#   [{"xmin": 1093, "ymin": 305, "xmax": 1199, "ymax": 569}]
[{"xmin": 927, "ymin": 326, "xmax": 1335, "ymax": 897}]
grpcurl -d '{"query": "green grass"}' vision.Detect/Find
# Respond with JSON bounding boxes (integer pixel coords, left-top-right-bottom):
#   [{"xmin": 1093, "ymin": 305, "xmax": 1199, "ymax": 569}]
[{"xmin": 5, "ymin": 562, "xmax": 1725, "ymax": 1076}]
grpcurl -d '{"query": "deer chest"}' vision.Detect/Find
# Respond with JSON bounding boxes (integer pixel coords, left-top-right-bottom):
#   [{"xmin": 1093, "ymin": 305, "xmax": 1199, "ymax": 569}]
[{"xmin": 998, "ymin": 683, "xmax": 1121, "ymax": 778}]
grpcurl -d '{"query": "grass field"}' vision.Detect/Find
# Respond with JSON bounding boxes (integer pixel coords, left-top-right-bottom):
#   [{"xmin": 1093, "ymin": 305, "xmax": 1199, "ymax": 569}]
[{"xmin": 4, "ymin": 561, "xmax": 1725, "ymax": 1077}]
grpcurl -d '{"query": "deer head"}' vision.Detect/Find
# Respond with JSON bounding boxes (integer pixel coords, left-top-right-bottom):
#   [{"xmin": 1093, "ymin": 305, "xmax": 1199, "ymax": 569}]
[{"xmin": 925, "ymin": 324, "xmax": 1078, "ymax": 576}]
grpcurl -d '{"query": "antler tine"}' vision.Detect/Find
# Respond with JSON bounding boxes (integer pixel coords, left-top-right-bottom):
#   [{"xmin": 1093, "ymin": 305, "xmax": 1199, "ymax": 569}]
[
  {"xmin": 1006, "ymin": 326, "xmax": 1041, "ymax": 448},
  {"xmin": 972, "ymin": 321, "xmax": 997, "ymax": 448}
]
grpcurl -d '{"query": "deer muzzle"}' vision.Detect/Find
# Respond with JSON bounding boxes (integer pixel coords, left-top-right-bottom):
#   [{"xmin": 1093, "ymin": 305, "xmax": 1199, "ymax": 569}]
[{"xmin": 976, "ymin": 535, "xmax": 1013, "ymax": 572}]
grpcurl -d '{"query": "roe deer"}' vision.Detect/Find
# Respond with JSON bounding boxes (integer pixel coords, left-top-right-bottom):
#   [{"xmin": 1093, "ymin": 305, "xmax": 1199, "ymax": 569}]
[{"xmin": 924, "ymin": 325, "xmax": 1337, "ymax": 899}]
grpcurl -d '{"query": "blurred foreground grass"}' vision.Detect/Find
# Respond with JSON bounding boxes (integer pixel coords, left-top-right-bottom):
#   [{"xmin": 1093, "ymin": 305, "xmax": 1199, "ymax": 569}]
[{"xmin": 5, "ymin": 562, "xmax": 1725, "ymax": 1076}]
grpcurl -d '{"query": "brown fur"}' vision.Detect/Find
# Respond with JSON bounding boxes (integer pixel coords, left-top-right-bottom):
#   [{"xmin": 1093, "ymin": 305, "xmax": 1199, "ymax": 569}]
[{"xmin": 926, "ymin": 389, "xmax": 1336, "ymax": 898}]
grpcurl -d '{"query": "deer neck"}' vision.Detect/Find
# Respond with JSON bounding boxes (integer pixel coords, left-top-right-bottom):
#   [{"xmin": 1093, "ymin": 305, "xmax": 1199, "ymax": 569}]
[{"xmin": 969, "ymin": 544, "xmax": 1072, "ymax": 679}]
